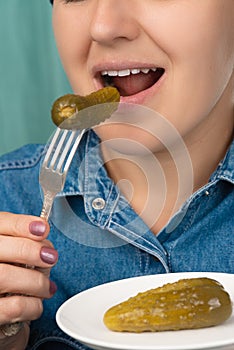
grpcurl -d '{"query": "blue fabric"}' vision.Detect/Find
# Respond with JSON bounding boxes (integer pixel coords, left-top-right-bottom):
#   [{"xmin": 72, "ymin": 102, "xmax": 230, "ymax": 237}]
[{"xmin": 0, "ymin": 130, "xmax": 233, "ymax": 350}]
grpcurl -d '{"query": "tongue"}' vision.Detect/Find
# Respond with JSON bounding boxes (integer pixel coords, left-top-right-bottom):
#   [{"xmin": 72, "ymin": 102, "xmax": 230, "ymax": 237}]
[{"xmin": 112, "ymin": 71, "xmax": 159, "ymax": 96}]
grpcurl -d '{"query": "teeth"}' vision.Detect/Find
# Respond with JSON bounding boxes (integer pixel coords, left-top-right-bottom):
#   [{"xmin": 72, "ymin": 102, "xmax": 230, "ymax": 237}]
[
  {"xmin": 106, "ymin": 70, "xmax": 118, "ymax": 76},
  {"xmin": 118, "ymin": 69, "xmax": 131, "ymax": 77},
  {"xmin": 141, "ymin": 68, "xmax": 150, "ymax": 74},
  {"xmin": 131, "ymin": 68, "xmax": 141, "ymax": 75},
  {"xmin": 101, "ymin": 67, "xmax": 157, "ymax": 77}
]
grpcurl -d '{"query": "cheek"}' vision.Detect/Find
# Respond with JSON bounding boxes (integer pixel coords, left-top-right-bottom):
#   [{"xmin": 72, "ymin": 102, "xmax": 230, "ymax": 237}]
[
  {"xmin": 146, "ymin": 1, "xmax": 233, "ymax": 77},
  {"xmin": 52, "ymin": 8, "xmax": 90, "ymax": 91},
  {"xmin": 145, "ymin": 3, "xmax": 234, "ymax": 130}
]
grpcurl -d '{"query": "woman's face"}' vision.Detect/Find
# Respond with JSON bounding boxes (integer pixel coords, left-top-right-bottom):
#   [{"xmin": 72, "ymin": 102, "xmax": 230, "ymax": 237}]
[{"xmin": 52, "ymin": 0, "xmax": 234, "ymax": 152}]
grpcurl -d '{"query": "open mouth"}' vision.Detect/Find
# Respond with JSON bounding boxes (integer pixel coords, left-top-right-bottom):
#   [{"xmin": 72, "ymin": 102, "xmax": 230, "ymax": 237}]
[{"xmin": 100, "ymin": 67, "xmax": 165, "ymax": 97}]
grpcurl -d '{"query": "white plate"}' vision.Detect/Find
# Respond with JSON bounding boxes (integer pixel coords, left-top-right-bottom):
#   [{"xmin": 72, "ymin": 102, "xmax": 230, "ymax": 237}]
[{"xmin": 56, "ymin": 272, "xmax": 234, "ymax": 350}]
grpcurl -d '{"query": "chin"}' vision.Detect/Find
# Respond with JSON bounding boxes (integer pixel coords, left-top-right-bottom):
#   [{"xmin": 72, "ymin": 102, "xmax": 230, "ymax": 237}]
[
  {"xmin": 95, "ymin": 102, "xmax": 186, "ymax": 157},
  {"xmin": 95, "ymin": 123, "xmax": 169, "ymax": 157}
]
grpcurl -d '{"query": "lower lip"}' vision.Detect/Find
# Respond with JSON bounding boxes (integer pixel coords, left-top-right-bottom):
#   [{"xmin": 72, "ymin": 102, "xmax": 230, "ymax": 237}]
[{"xmin": 119, "ymin": 71, "xmax": 166, "ymax": 105}]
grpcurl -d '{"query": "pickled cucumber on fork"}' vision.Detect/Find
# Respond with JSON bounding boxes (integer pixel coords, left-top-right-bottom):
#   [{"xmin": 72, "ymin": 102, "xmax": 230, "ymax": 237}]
[
  {"xmin": 103, "ymin": 277, "xmax": 232, "ymax": 332},
  {"xmin": 51, "ymin": 86, "xmax": 120, "ymax": 129}
]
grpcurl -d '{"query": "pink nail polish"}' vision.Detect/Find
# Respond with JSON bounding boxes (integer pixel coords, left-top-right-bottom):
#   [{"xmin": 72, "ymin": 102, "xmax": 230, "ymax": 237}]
[
  {"xmin": 29, "ymin": 221, "xmax": 46, "ymax": 236},
  {"xmin": 40, "ymin": 247, "xmax": 58, "ymax": 264},
  {"xmin": 50, "ymin": 280, "xmax": 57, "ymax": 295}
]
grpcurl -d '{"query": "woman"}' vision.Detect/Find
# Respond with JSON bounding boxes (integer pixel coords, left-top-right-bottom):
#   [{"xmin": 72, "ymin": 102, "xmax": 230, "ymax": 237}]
[{"xmin": 0, "ymin": 1, "xmax": 233, "ymax": 349}]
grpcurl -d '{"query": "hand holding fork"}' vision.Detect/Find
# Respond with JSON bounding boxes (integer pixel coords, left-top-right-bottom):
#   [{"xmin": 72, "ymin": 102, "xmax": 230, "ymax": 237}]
[{"xmin": 0, "ymin": 89, "xmax": 120, "ymax": 337}]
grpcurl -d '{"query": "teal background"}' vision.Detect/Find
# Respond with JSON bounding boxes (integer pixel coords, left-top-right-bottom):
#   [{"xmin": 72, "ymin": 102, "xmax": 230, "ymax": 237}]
[{"xmin": 0, "ymin": 0, "xmax": 71, "ymax": 155}]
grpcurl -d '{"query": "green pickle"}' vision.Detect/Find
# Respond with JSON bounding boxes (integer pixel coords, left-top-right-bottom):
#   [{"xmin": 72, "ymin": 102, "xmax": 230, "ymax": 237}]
[
  {"xmin": 103, "ymin": 278, "xmax": 232, "ymax": 332},
  {"xmin": 51, "ymin": 86, "xmax": 120, "ymax": 129}
]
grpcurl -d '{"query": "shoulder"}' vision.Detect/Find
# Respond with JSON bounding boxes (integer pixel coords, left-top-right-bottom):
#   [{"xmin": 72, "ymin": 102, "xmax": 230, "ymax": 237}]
[
  {"xmin": 0, "ymin": 144, "xmax": 45, "ymax": 171},
  {"xmin": 0, "ymin": 144, "xmax": 45, "ymax": 214}
]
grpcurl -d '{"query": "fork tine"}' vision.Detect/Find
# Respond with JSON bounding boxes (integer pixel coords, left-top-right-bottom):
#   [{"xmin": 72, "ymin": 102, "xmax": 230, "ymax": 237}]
[
  {"xmin": 42, "ymin": 128, "xmax": 65, "ymax": 167},
  {"xmin": 63, "ymin": 129, "xmax": 85, "ymax": 173},
  {"xmin": 56, "ymin": 130, "xmax": 77, "ymax": 172},
  {"xmin": 49, "ymin": 129, "xmax": 69, "ymax": 169}
]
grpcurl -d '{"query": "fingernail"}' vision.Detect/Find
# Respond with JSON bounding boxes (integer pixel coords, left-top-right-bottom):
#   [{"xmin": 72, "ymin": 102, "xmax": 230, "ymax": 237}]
[
  {"xmin": 40, "ymin": 247, "xmax": 58, "ymax": 264},
  {"xmin": 29, "ymin": 221, "xmax": 47, "ymax": 236},
  {"xmin": 50, "ymin": 280, "xmax": 57, "ymax": 295}
]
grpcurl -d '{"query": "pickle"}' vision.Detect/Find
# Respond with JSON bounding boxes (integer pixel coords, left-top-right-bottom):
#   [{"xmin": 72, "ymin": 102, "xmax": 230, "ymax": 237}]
[
  {"xmin": 51, "ymin": 86, "xmax": 120, "ymax": 129},
  {"xmin": 103, "ymin": 277, "xmax": 232, "ymax": 332}
]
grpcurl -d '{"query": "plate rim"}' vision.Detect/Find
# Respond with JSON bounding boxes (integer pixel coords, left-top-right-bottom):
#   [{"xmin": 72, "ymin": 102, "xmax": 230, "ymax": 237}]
[{"xmin": 56, "ymin": 272, "xmax": 234, "ymax": 350}]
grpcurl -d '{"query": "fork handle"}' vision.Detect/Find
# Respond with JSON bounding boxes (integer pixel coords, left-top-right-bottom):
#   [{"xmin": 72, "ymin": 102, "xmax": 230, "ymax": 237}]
[{"xmin": 40, "ymin": 191, "xmax": 56, "ymax": 221}]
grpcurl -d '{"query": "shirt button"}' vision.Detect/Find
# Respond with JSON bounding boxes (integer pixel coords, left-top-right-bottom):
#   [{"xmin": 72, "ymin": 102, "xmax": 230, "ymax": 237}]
[{"xmin": 92, "ymin": 197, "xmax": 106, "ymax": 210}]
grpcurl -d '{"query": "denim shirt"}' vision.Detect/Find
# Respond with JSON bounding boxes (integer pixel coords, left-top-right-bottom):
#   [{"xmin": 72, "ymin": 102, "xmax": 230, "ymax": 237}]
[{"xmin": 0, "ymin": 130, "xmax": 233, "ymax": 350}]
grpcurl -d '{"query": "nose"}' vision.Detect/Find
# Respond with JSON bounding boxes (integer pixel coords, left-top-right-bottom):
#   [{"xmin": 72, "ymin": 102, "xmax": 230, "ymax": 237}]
[{"xmin": 89, "ymin": 0, "xmax": 140, "ymax": 45}]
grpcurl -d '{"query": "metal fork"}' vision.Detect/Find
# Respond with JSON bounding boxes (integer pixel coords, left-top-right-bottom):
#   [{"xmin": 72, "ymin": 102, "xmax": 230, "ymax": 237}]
[
  {"xmin": 0, "ymin": 127, "xmax": 85, "ymax": 337},
  {"xmin": 39, "ymin": 127, "xmax": 85, "ymax": 220}
]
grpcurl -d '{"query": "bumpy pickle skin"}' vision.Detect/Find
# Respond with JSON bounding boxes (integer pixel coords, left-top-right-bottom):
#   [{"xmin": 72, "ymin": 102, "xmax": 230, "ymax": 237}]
[
  {"xmin": 103, "ymin": 278, "xmax": 232, "ymax": 332},
  {"xmin": 51, "ymin": 86, "xmax": 120, "ymax": 129}
]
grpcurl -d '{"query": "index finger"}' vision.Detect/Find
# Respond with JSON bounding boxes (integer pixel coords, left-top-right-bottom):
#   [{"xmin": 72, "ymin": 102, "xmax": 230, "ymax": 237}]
[{"xmin": 0, "ymin": 212, "xmax": 50, "ymax": 240}]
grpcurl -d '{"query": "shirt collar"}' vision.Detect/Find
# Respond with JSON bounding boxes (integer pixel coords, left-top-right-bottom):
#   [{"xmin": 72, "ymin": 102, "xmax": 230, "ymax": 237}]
[
  {"xmin": 61, "ymin": 132, "xmax": 234, "ymax": 197},
  {"xmin": 61, "ymin": 129, "xmax": 115, "ymax": 197},
  {"xmin": 59, "ymin": 130, "xmax": 88, "ymax": 196}
]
